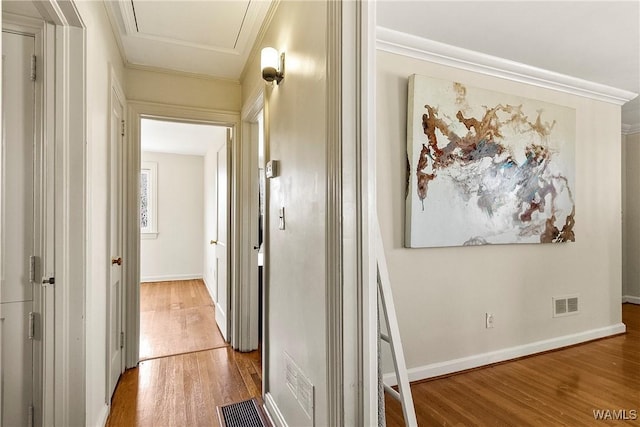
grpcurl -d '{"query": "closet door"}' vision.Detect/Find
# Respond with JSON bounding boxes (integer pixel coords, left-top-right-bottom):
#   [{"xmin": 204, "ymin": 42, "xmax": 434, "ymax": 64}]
[{"xmin": 1, "ymin": 29, "xmax": 37, "ymax": 427}]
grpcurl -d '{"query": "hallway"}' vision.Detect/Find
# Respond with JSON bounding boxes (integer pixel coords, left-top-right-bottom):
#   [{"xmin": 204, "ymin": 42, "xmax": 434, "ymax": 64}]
[{"xmin": 106, "ymin": 280, "xmax": 262, "ymax": 426}]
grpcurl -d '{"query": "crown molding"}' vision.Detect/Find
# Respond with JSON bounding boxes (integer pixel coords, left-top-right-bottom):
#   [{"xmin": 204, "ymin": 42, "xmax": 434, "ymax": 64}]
[
  {"xmin": 622, "ymin": 124, "xmax": 640, "ymax": 135},
  {"xmin": 377, "ymin": 27, "xmax": 637, "ymax": 107}
]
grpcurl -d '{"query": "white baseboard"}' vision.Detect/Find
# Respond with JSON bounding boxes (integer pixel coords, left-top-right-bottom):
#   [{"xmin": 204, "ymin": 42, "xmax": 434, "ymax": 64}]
[
  {"xmin": 96, "ymin": 404, "xmax": 110, "ymax": 427},
  {"xmin": 264, "ymin": 392, "xmax": 288, "ymax": 427},
  {"xmin": 623, "ymin": 295, "xmax": 640, "ymax": 304},
  {"xmin": 140, "ymin": 273, "xmax": 203, "ymax": 283},
  {"xmin": 384, "ymin": 323, "xmax": 626, "ymax": 386},
  {"xmin": 202, "ymin": 276, "xmax": 215, "ymax": 302}
]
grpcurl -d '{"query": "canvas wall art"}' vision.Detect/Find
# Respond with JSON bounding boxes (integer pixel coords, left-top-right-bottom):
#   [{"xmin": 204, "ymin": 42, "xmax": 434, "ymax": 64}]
[{"xmin": 406, "ymin": 74, "xmax": 576, "ymax": 248}]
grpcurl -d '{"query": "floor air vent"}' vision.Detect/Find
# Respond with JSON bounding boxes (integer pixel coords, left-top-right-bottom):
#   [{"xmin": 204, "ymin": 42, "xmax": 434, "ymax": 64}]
[
  {"xmin": 218, "ymin": 398, "xmax": 271, "ymax": 427},
  {"xmin": 553, "ymin": 295, "xmax": 579, "ymax": 317}
]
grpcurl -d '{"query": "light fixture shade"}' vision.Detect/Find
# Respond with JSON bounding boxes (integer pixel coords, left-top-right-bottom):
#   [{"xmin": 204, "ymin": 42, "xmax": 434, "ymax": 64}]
[
  {"xmin": 261, "ymin": 47, "xmax": 279, "ymax": 71},
  {"xmin": 261, "ymin": 47, "xmax": 284, "ymax": 84}
]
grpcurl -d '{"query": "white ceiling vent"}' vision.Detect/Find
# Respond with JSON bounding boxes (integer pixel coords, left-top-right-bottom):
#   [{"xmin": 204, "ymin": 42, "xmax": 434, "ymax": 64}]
[{"xmin": 553, "ymin": 295, "xmax": 580, "ymax": 318}]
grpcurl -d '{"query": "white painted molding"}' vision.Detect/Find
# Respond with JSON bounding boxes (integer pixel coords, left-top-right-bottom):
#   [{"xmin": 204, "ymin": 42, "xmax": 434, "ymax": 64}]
[
  {"xmin": 622, "ymin": 124, "xmax": 640, "ymax": 135},
  {"xmin": 384, "ymin": 323, "xmax": 626, "ymax": 386},
  {"xmin": 125, "ymin": 100, "xmax": 240, "ymax": 369},
  {"xmin": 140, "ymin": 274, "xmax": 203, "ymax": 283},
  {"xmin": 264, "ymin": 393, "xmax": 289, "ymax": 427},
  {"xmin": 623, "ymin": 295, "xmax": 640, "ymax": 305},
  {"xmin": 377, "ymin": 27, "xmax": 638, "ymax": 107},
  {"xmin": 202, "ymin": 276, "xmax": 215, "ymax": 300},
  {"xmin": 94, "ymin": 404, "xmax": 109, "ymax": 427}
]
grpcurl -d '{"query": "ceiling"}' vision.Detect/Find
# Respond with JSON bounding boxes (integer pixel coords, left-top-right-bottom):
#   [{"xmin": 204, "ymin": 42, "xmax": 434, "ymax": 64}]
[
  {"xmin": 104, "ymin": 0, "xmax": 271, "ymax": 79},
  {"xmin": 377, "ymin": 1, "xmax": 640, "ymax": 129},
  {"xmin": 141, "ymin": 119, "xmax": 227, "ymax": 156},
  {"xmin": 5, "ymin": 1, "xmax": 627, "ymax": 129}
]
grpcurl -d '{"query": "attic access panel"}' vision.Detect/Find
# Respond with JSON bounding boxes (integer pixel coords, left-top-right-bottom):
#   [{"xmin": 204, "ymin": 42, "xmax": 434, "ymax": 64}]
[{"xmin": 133, "ymin": 0, "xmax": 250, "ymax": 50}]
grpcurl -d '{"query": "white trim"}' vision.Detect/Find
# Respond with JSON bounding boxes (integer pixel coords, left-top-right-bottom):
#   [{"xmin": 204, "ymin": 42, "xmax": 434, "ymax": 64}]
[
  {"xmin": 623, "ymin": 295, "xmax": 640, "ymax": 305},
  {"xmin": 376, "ymin": 26, "xmax": 638, "ymax": 106},
  {"xmin": 140, "ymin": 274, "xmax": 203, "ymax": 283},
  {"xmin": 325, "ymin": 3, "xmax": 344, "ymax": 426},
  {"xmin": 202, "ymin": 276, "xmax": 216, "ymax": 306},
  {"xmin": 383, "ymin": 323, "xmax": 626, "ymax": 386},
  {"xmin": 362, "ymin": 2, "xmax": 378, "ymax": 425},
  {"xmin": 55, "ymin": 22, "xmax": 86, "ymax": 427},
  {"xmin": 236, "ymin": 87, "xmax": 263, "ymax": 353},
  {"xmin": 125, "ymin": 101, "xmax": 240, "ymax": 368},
  {"xmin": 264, "ymin": 393, "xmax": 289, "ymax": 427},
  {"xmin": 622, "ymin": 124, "xmax": 640, "ymax": 135},
  {"xmin": 93, "ymin": 404, "xmax": 109, "ymax": 427}
]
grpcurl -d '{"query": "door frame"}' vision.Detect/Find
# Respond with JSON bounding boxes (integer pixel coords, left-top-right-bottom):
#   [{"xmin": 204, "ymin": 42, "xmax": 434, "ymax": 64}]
[
  {"xmin": 124, "ymin": 101, "xmax": 240, "ymax": 367},
  {"xmin": 236, "ymin": 88, "xmax": 264, "ymax": 352},
  {"xmin": 2, "ymin": 3, "xmax": 85, "ymax": 425}
]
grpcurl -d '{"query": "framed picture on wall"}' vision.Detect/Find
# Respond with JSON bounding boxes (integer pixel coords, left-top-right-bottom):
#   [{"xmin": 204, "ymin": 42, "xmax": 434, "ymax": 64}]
[{"xmin": 406, "ymin": 74, "xmax": 576, "ymax": 248}]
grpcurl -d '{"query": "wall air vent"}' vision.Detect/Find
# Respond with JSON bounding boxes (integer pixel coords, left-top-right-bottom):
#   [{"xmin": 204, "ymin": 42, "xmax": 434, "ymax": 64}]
[{"xmin": 553, "ymin": 295, "xmax": 580, "ymax": 318}]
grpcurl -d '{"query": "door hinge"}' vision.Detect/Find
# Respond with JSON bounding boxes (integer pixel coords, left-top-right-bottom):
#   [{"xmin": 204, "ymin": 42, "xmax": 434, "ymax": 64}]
[
  {"xmin": 120, "ymin": 331, "xmax": 125, "ymax": 349},
  {"xmin": 28, "ymin": 404, "xmax": 34, "ymax": 427},
  {"xmin": 121, "ymin": 119, "xmax": 125, "ymax": 137},
  {"xmin": 30, "ymin": 55, "xmax": 36, "ymax": 81},
  {"xmin": 28, "ymin": 312, "xmax": 35, "ymax": 340},
  {"xmin": 29, "ymin": 256, "xmax": 37, "ymax": 282}
]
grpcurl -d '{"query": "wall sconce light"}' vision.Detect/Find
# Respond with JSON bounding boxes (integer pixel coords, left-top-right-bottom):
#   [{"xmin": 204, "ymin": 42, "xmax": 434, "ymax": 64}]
[{"xmin": 261, "ymin": 47, "xmax": 285, "ymax": 85}]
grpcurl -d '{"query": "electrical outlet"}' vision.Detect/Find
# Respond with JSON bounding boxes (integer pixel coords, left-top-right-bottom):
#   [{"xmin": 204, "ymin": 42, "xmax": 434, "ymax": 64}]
[{"xmin": 485, "ymin": 312, "xmax": 495, "ymax": 328}]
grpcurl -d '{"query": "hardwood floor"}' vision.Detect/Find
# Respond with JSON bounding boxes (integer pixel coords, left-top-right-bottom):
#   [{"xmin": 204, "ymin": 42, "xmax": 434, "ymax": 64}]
[
  {"xmin": 140, "ymin": 280, "xmax": 227, "ymax": 360},
  {"xmin": 106, "ymin": 280, "xmax": 262, "ymax": 427},
  {"xmin": 385, "ymin": 304, "xmax": 640, "ymax": 426}
]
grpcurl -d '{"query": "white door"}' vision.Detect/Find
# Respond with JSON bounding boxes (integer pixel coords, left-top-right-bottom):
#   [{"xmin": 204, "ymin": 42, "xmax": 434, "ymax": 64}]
[
  {"xmin": 107, "ymin": 84, "xmax": 125, "ymax": 399},
  {"xmin": 215, "ymin": 131, "xmax": 230, "ymax": 340},
  {"xmin": 1, "ymin": 30, "xmax": 36, "ymax": 426}
]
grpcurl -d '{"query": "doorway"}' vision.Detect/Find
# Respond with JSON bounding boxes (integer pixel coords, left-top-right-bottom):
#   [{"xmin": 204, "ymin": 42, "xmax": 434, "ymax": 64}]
[{"xmin": 137, "ymin": 118, "xmax": 229, "ymax": 360}]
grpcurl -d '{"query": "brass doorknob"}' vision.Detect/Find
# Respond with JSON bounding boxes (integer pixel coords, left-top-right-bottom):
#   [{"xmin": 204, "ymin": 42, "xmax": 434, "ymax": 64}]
[
  {"xmin": 210, "ymin": 240, "xmax": 217, "ymax": 245},
  {"xmin": 111, "ymin": 257, "xmax": 123, "ymax": 265}
]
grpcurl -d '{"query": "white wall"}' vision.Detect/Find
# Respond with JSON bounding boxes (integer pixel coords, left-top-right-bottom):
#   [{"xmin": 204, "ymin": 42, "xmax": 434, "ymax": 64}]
[
  {"xmin": 140, "ymin": 152, "xmax": 204, "ymax": 282},
  {"xmin": 377, "ymin": 49, "xmax": 624, "ymax": 379},
  {"xmin": 623, "ymin": 132, "xmax": 640, "ymax": 303},
  {"xmin": 74, "ymin": 1, "xmax": 127, "ymax": 425},
  {"xmin": 241, "ymin": 1, "xmax": 328, "ymax": 425},
  {"xmin": 203, "ymin": 146, "xmax": 219, "ymax": 298}
]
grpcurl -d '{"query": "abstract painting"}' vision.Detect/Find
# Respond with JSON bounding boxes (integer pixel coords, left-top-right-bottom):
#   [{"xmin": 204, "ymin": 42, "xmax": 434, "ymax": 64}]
[{"xmin": 406, "ymin": 74, "xmax": 576, "ymax": 248}]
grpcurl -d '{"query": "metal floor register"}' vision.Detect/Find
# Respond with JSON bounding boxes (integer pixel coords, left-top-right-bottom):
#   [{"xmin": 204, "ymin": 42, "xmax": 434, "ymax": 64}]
[{"xmin": 217, "ymin": 398, "xmax": 271, "ymax": 427}]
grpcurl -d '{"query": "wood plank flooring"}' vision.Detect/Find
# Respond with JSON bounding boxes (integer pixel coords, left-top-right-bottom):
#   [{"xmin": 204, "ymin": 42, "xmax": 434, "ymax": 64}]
[
  {"xmin": 106, "ymin": 280, "xmax": 262, "ymax": 427},
  {"xmin": 140, "ymin": 280, "xmax": 227, "ymax": 360},
  {"xmin": 385, "ymin": 303, "xmax": 640, "ymax": 426}
]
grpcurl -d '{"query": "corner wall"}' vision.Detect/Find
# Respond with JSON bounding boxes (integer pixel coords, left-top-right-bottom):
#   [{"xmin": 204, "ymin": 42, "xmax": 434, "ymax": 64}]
[
  {"xmin": 241, "ymin": 1, "xmax": 329, "ymax": 425},
  {"xmin": 623, "ymin": 132, "xmax": 640, "ymax": 303},
  {"xmin": 377, "ymin": 49, "xmax": 624, "ymax": 379},
  {"xmin": 140, "ymin": 152, "xmax": 204, "ymax": 282},
  {"xmin": 74, "ymin": 1, "xmax": 127, "ymax": 425}
]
